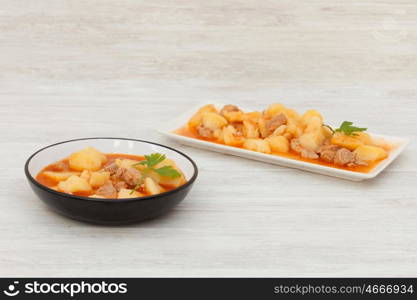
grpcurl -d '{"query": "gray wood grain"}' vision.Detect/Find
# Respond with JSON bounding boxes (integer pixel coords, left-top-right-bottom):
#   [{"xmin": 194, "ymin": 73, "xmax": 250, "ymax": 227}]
[{"xmin": 0, "ymin": 0, "xmax": 416, "ymax": 277}]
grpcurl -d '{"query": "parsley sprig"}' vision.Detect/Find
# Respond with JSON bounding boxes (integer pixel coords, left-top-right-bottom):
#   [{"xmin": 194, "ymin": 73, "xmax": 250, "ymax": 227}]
[
  {"xmin": 335, "ymin": 121, "xmax": 367, "ymax": 136},
  {"xmin": 129, "ymin": 153, "xmax": 181, "ymax": 195},
  {"xmin": 133, "ymin": 153, "xmax": 181, "ymax": 178}
]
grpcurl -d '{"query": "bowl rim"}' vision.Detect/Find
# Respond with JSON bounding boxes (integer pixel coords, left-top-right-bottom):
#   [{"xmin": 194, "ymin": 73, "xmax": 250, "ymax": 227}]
[{"xmin": 24, "ymin": 137, "xmax": 198, "ymax": 203}]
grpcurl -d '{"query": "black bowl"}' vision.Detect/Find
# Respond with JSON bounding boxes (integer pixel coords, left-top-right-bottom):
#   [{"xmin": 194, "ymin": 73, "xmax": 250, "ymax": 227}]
[{"xmin": 25, "ymin": 138, "xmax": 198, "ymax": 225}]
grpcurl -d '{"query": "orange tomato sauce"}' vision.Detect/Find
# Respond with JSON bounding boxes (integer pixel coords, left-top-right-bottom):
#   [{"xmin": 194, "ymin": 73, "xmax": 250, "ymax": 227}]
[{"xmin": 175, "ymin": 126, "xmax": 383, "ymax": 173}]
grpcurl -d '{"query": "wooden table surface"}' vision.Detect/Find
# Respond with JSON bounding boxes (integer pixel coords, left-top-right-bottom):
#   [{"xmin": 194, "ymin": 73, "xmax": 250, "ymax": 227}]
[{"xmin": 1, "ymin": 0, "xmax": 416, "ymax": 277}]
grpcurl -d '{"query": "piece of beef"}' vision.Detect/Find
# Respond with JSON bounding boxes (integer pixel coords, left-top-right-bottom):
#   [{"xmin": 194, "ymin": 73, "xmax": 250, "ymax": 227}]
[
  {"xmin": 317, "ymin": 144, "xmax": 340, "ymax": 163},
  {"xmin": 197, "ymin": 124, "xmax": 214, "ymax": 138},
  {"xmin": 220, "ymin": 104, "xmax": 240, "ymax": 115},
  {"xmin": 96, "ymin": 181, "xmax": 117, "ymax": 198},
  {"xmin": 290, "ymin": 138, "xmax": 319, "ymax": 159},
  {"xmin": 114, "ymin": 167, "xmax": 142, "ymax": 187},
  {"xmin": 113, "ymin": 181, "xmax": 128, "ymax": 192},
  {"xmin": 102, "ymin": 162, "xmax": 119, "ymax": 175},
  {"xmin": 334, "ymin": 148, "xmax": 355, "ymax": 166},
  {"xmin": 267, "ymin": 113, "xmax": 287, "ymax": 134}
]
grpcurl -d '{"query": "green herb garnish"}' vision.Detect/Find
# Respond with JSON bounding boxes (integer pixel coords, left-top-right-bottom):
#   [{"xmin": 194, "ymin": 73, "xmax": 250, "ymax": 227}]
[
  {"xmin": 130, "ymin": 153, "xmax": 181, "ymax": 195},
  {"xmin": 133, "ymin": 153, "xmax": 181, "ymax": 178},
  {"xmin": 335, "ymin": 121, "xmax": 367, "ymax": 136},
  {"xmin": 137, "ymin": 153, "xmax": 166, "ymax": 167}
]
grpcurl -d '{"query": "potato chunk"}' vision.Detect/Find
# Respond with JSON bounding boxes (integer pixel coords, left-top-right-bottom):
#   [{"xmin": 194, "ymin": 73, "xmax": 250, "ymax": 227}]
[
  {"xmin": 118, "ymin": 188, "xmax": 144, "ymax": 199},
  {"xmin": 57, "ymin": 175, "xmax": 92, "ymax": 194},
  {"xmin": 42, "ymin": 171, "xmax": 80, "ymax": 182},
  {"xmin": 188, "ymin": 104, "xmax": 217, "ymax": 129},
  {"xmin": 201, "ymin": 112, "xmax": 228, "ymax": 131},
  {"xmin": 267, "ymin": 136, "xmax": 290, "ymax": 153},
  {"xmin": 223, "ymin": 125, "xmax": 245, "ymax": 147},
  {"xmin": 115, "ymin": 158, "xmax": 141, "ymax": 169},
  {"xmin": 299, "ymin": 132, "xmax": 325, "ymax": 152},
  {"xmin": 151, "ymin": 159, "xmax": 186, "ymax": 188},
  {"xmin": 69, "ymin": 147, "xmax": 107, "ymax": 171},
  {"xmin": 301, "ymin": 110, "xmax": 323, "ymax": 127},
  {"xmin": 304, "ymin": 116, "xmax": 323, "ymax": 133},
  {"xmin": 243, "ymin": 139, "xmax": 271, "ymax": 154},
  {"xmin": 144, "ymin": 177, "xmax": 164, "ymax": 195},
  {"xmin": 89, "ymin": 194, "xmax": 105, "ymax": 199},
  {"xmin": 264, "ymin": 103, "xmax": 286, "ymax": 118},
  {"xmin": 354, "ymin": 145, "xmax": 388, "ymax": 162},
  {"xmin": 354, "ymin": 132, "xmax": 372, "ymax": 145},
  {"xmin": 243, "ymin": 121, "xmax": 260, "ymax": 139},
  {"xmin": 89, "ymin": 171, "xmax": 111, "ymax": 188},
  {"xmin": 80, "ymin": 170, "xmax": 90, "ymax": 180},
  {"xmin": 331, "ymin": 133, "xmax": 363, "ymax": 150}
]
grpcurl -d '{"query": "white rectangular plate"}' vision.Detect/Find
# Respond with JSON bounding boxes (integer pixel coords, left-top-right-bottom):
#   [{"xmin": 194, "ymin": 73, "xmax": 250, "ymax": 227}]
[{"xmin": 158, "ymin": 103, "xmax": 410, "ymax": 181}]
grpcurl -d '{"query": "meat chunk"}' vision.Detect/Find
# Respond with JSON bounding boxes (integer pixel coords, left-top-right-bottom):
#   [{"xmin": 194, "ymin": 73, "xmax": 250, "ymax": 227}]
[
  {"xmin": 317, "ymin": 144, "xmax": 340, "ymax": 163},
  {"xmin": 290, "ymin": 138, "xmax": 319, "ymax": 159},
  {"xmin": 334, "ymin": 148, "xmax": 355, "ymax": 166},
  {"xmin": 113, "ymin": 181, "xmax": 128, "ymax": 192},
  {"xmin": 114, "ymin": 167, "xmax": 142, "ymax": 187},
  {"xmin": 102, "ymin": 162, "xmax": 118, "ymax": 175},
  {"xmin": 230, "ymin": 122, "xmax": 244, "ymax": 135},
  {"xmin": 197, "ymin": 124, "xmax": 214, "ymax": 138},
  {"xmin": 266, "ymin": 113, "xmax": 287, "ymax": 134},
  {"xmin": 95, "ymin": 181, "xmax": 117, "ymax": 198},
  {"xmin": 220, "ymin": 104, "xmax": 240, "ymax": 114}
]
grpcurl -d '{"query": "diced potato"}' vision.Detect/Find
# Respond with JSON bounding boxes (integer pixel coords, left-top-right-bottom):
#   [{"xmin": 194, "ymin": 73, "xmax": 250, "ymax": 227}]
[
  {"xmin": 243, "ymin": 111, "xmax": 262, "ymax": 122},
  {"xmin": 299, "ymin": 132, "xmax": 325, "ymax": 152},
  {"xmin": 188, "ymin": 104, "xmax": 217, "ymax": 129},
  {"xmin": 155, "ymin": 158, "xmax": 176, "ymax": 169},
  {"xmin": 264, "ymin": 103, "xmax": 286, "ymax": 118},
  {"xmin": 150, "ymin": 170, "xmax": 186, "ymax": 188},
  {"xmin": 89, "ymin": 171, "xmax": 111, "ymax": 188},
  {"xmin": 304, "ymin": 116, "xmax": 323, "ymax": 133},
  {"xmin": 300, "ymin": 110, "xmax": 323, "ymax": 129},
  {"xmin": 42, "ymin": 171, "xmax": 80, "ymax": 182},
  {"xmin": 283, "ymin": 108, "xmax": 300, "ymax": 121},
  {"xmin": 212, "ymin": 128, "xmax": 224, "ymax": 142},
  {"xmin": 258, "ymin": 118, "xmax": 269, "ymax": 138},
  {"xmin": 80, "ymin": 170, "xmax": 90, "ymax": 180},
  {"xmin": 267, "ymin": 136, "xmax": 290, "ymax": 153},
  {"xmin": 354, "ymin": 132, "xmax": 372, "ymax": 145},
  {"xmin": 69, "ymin": 147, "xmax": 107, "ymax": 171},
  {"xmin": 283, "ymin": 132, "xmax": 293, "ymax": 140},
  {"xmin": 371, "ymin": 137, "xmax": 392, "ymax": 151},
  {"xmin": 57, "ymin": 175, "xmax": 92, "ymax": 194},
  {"xmin": 118, "ymin": 188, "xmax": 144, "ymax": 199},
  {"xmin": 89, "ymin": 194, "xmax": 105, "ymax": 199},
  {"xmin": 201, "ymin": 112, "xmax": 228, "ymax": 131},
  {"xmin": 321, "ymin": 126, "xmax": 334, "ymax": 139},
  {"xmin": 115, "ymin": 158, "xmax": 141, "ymax": 169},
  {"xmin": 243, "ymin": 120, "xmax": 260, "ymax": 139},
  {"xmin": 222, "ymin": 125, "xmax": 245, "ymax": 147},
  {"xmin": 223, "ymin": 110, "xmax": 244, "ymax": 122},
  {"xmin": 243, "ymin": 139, "xmax": 271, "ymax": 154},
  {"xmin": 331, "ymin": 133, "xmax": 363, "ymax": 150},
  {"xmin": 272, "ymin": 125, "xmax": 287, "ymax": 136},
  {"xmin": 285, "ymin": 120, "xmax": 302, "ymax": 138},
  {"xmin": 354, "ymin": 145, "xmax": 388, "ymax": 162},
  {"xmin": 160, "ymin": 176, "xmax": 186, "ymax": 188},
  {"xmin": 152, "ymin": 159, "xmax": 186, "ymax": 188},
  {"xmin": 144, "ymin": 177, "xmax": 164, "ymax": 195}
]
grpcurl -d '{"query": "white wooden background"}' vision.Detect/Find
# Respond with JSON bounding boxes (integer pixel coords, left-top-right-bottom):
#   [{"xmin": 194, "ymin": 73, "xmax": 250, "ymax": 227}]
[{"xmin": 0, "ymin": 0, "xmax": 416, "ymax": 277}]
